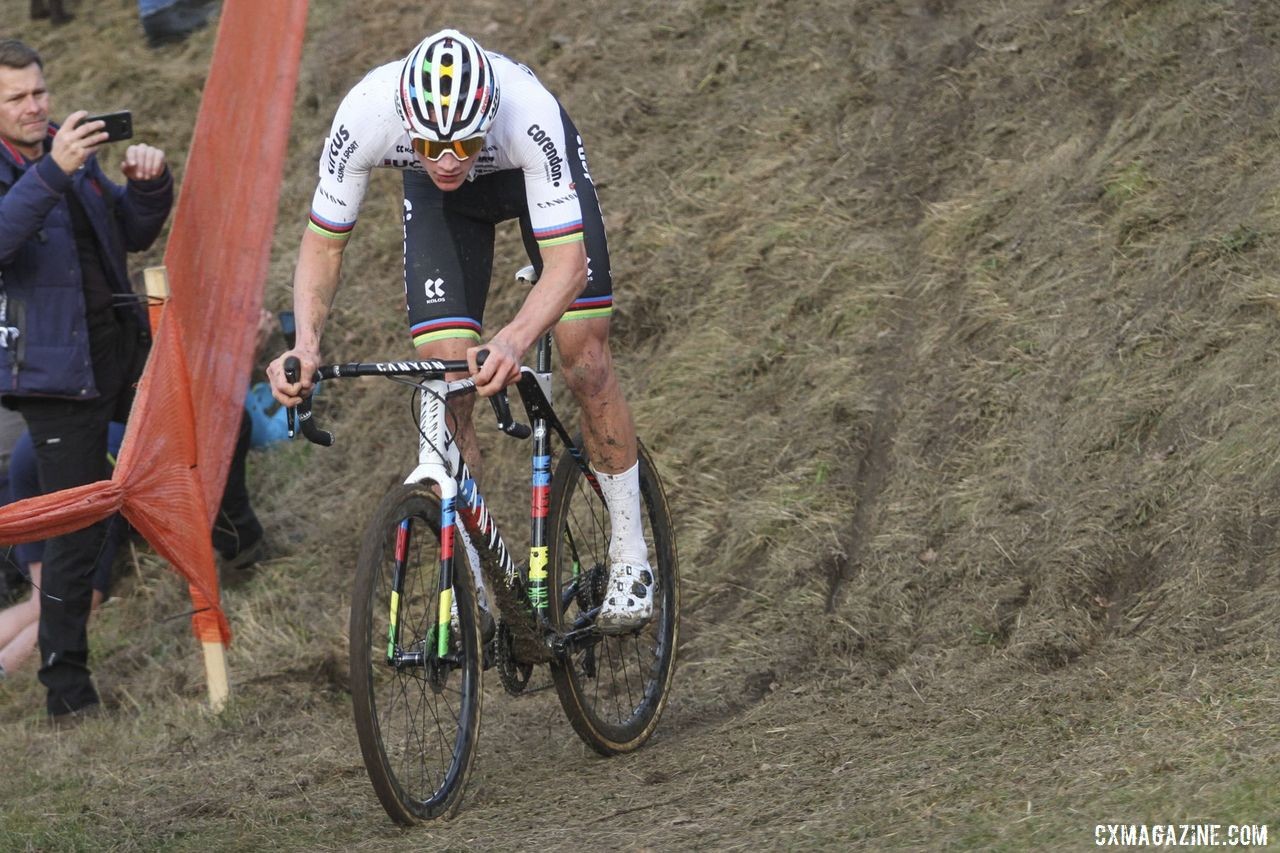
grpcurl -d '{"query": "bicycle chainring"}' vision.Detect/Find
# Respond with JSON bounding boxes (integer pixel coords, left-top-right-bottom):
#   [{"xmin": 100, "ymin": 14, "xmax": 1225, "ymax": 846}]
[{"xmin": 496, "ymin": 621, "xmax": 534, "ymax": 695}]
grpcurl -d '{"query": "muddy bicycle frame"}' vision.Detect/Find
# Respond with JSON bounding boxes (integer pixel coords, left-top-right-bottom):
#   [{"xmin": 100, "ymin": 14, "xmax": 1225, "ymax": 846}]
[{"xmin": 286, "ymin": 326, "xmax": 604, "ymax": 664}]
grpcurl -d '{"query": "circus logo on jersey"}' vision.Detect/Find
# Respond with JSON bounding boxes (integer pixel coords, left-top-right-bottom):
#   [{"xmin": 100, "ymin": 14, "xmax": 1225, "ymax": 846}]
[
  {"xmin": 527, "ymin": 123, "xmax": 565, "ymax": 187},
  {"xmin": 326, "ymin": 125, "xmax": 359, "ymax": 180},
  {"xmin": 326, "ymin": 124, "xmax": 350, "ymax": 174}
]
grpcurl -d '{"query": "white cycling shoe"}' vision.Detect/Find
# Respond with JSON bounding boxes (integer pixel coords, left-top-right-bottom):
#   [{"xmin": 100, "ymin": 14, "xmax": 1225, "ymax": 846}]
[{"xmin": 597, "ymin": 561, "xmax": 655, "ymax": 634}]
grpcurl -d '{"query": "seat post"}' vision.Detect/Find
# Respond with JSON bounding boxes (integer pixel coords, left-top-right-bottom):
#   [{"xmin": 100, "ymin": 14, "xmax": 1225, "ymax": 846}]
[{"xmin": 515, "ymin": 264, "xmax": 554, "ymax": 378}]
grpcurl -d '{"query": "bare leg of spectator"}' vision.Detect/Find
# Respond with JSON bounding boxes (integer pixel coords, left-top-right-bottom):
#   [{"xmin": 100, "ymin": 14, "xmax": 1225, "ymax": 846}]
[
  {"xmin": 0, "ymin": 563, "xmax": 41, "ymax": 675},
  {"xmin": 0, "ymin": 564, "xmax": 107, "ymax": 677}
]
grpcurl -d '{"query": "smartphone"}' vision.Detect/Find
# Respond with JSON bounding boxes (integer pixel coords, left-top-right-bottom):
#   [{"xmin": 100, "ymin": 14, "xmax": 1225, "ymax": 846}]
[{"xmin": 78, "ymin": 110, "xmax": 133, "ymax": 143}]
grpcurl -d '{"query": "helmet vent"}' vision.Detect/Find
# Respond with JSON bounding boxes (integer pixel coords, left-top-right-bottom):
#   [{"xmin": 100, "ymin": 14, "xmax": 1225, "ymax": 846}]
[{"xmin": 398, "ymin": 28, "xmax": 499, "ymax": 141}]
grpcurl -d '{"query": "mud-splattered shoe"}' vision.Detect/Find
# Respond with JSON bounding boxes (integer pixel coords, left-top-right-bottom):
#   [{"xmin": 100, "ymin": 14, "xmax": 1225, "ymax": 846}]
[{"xmin": 597, "ymin": 562, "xmax": 654, "ymax": 634}]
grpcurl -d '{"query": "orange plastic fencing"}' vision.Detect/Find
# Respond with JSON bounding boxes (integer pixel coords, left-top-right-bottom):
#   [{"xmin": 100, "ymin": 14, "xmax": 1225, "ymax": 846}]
[{"xmin": 0, "ymin": 0, "xmax": 310, "ymax": 645}]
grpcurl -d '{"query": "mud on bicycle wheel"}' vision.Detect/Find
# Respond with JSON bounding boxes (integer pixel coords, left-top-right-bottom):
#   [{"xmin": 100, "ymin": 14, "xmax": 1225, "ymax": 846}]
[
  {"xmin": 548, "ymin": 440, "xmax": 679, "ymax": 754},
  {"xmin": 349, "ymin": 483, "xmax": 484, "ymax": 823}
]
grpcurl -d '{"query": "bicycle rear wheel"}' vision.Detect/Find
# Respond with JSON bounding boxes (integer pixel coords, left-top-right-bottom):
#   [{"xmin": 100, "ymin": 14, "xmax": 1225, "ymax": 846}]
[
  {"xmin": 548, "ymin": 440, "xmax": 679, "ymax": 754},
  {"xmin": 349, "ymin": 483, "xmax": 483, "ymax": 823}
]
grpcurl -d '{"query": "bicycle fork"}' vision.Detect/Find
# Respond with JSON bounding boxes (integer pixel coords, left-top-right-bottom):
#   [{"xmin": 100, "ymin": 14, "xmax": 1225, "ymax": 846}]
[
  {"xmin": 384, "ymin": 506, "xmax": 456, "ymax": 669},
  {"xmin": 389, "ymin": 378, "xmax": 467, "ymax": 664}
]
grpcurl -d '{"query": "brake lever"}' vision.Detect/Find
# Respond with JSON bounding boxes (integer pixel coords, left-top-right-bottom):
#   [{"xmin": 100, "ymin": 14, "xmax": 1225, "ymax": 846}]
[
  {"xmin": 284, "ymin": 357, "xmax": 299, "ymax": 438},
  {"xmin": 488, "ymin": 392, "xmax": 531, "ymax": 439},
  {"xmin": 475, "ymin": 349, "xmax": 531, "ymax": 440},
  {"xmin": 284, "ymin": 356, "xmax": 335, "ymax": 446}
]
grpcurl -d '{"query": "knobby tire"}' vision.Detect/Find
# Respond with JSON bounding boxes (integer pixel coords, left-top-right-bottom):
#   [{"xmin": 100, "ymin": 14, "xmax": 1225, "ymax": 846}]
[
  {"xmin": 547, "ymin": 440, "xmax": 679, "ymax": 754},
  {"xmin": 349, "ymin": 483, "xmax": 484, "ymax": 823}
]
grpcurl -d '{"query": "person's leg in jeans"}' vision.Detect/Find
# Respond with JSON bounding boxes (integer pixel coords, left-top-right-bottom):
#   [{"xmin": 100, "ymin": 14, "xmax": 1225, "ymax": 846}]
[
  {"xmin": 18, "ymin": 397, "xmax": 114, "ymax": 716},
  {"xmin": 212, "ymin": 411, "xmax": 264, "ymax": 564}
]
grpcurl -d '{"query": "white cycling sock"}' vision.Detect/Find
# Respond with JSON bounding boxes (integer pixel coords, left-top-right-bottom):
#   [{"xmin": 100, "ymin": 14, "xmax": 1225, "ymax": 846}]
[
  {"xmin": 455, "ymin": 523, "xmax": 487, "ymax": 610},
  {"xmin": 592, "ymin": 461, "xmax": 649, "ymax": 568}
]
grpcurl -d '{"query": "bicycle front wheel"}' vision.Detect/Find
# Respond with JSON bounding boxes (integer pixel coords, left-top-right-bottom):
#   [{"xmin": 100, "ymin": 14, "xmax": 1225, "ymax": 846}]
[
  {"xmin": 548, "ymin": 440, "xmax": 679, "ymax": 754},
  {"xmin": 349, "ymin": 483, "xmax": 483, "ymax": 823}
]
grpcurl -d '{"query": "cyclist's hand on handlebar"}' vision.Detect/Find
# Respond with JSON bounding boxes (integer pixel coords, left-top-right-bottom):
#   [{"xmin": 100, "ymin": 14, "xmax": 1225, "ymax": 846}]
[
  {"xmin": 467, "ymin": 340, "xmax": 522, "ymax": 397},
  {"xmin": 267, "ymin": 348, "xmax": 320, "ymax": 406}
]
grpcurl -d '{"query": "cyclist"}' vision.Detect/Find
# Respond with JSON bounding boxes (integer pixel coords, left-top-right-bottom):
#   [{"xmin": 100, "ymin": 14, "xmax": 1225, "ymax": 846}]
[{"xmin": 268, "ymin": 29, "xmax": 652, "ymax": 632}]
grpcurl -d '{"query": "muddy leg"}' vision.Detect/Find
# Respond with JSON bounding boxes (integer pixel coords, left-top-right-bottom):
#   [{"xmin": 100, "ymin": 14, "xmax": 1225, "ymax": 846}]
[{"xmin": 553, "ymin": 317, "xmax": 637, "ymax": 474}]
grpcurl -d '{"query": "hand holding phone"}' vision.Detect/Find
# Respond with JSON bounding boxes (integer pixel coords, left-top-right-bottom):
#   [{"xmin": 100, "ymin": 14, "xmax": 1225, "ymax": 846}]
[
  {"xmin": 77, "ymin": 110, "xmax": 133, "ymax": 143},
  {"xmin": 51, "ymin": 109, "xmax": 110, "ymax": 175}
]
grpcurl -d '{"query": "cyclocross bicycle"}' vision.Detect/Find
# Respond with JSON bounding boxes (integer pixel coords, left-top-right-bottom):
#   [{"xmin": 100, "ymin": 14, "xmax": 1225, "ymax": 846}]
[{"xmin": 283, "ymin": 267, "xmax": 679, "ymax": 823}]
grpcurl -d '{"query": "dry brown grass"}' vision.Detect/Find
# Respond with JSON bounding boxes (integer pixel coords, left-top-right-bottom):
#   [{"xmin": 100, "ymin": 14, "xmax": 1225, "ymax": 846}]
[{"xmin": 3, "ymin": 0, "xmax": 1280, "ymax": 848}]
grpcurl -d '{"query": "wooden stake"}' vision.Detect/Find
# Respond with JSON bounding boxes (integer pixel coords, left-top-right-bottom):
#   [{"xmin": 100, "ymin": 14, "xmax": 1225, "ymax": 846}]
[
  {"xmin": 202, "ymin": 641, "xmax": 230, "ymax": 712},
  {"xmin": 142, "ymin": 265, "xmax": 231, "ymax": 713},
  {"xmin": 143, "ymin": 266, "xmax": 169, "ymax": 332}
]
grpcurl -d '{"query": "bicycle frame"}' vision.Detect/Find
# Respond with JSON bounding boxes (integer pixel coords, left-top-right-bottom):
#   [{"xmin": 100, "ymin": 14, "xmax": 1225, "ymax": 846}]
[
  {"xmin": 400, "ymin": 373, "xmax": 521, "ymax": 658},
  {"xmin": 412, "ymin": 330, "xmax": 602, "ymax": 657},
  {"xmin": 292, "ymin": 329, "xmax": 604, "ymax": 663}
]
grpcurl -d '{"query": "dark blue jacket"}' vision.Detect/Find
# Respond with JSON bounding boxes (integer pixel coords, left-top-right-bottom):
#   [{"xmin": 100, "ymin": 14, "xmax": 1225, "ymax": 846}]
[{"xmin": 0, "ymin": 132, "xmax": 173, "ymax": 399}]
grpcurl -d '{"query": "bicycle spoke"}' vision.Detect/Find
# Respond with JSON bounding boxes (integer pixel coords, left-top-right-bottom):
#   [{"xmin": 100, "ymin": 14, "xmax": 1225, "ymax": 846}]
[
  {"xmin": 549, "ymin": 442, "xmax": 679, "ymax": 754},
  {"xmin": 351, "ymin": 485, "xmax": 482, "ymax": 822}
]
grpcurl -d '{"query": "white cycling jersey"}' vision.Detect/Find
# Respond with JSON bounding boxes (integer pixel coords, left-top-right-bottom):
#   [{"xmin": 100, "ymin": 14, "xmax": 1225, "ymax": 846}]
[{"xmin": 307, "ymin": 51, "xmax": 585, "ymax": 250}]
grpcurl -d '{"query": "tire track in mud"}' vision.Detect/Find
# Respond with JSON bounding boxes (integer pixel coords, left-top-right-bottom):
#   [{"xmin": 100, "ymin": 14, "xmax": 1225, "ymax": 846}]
[
  {"xmin": 823, "ymin": 313, "xmax": 912, "ymax": 613},
  {"xmin": 823, "ymin": 370, "xmax": 902, "ymax": 612},
  {"xmin": 819, "ymin": 2, "xmax": 978, "ymax": 613}
]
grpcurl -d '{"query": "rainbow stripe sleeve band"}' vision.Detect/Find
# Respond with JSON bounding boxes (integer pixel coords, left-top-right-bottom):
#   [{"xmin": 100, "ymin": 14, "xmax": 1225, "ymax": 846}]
[
  {"xmin": 308, "ymin": 210, "xmax": 355, "ymax": 240},
  {"xmin": 533, "ymin": 218, "xmax": 584, "ymax": 249}
]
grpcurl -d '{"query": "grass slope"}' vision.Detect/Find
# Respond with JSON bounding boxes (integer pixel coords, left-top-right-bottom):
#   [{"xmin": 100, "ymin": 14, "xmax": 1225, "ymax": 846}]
[{"xmin": 2, "ymin": 0, "xmax": 1280, "ymax": 849}]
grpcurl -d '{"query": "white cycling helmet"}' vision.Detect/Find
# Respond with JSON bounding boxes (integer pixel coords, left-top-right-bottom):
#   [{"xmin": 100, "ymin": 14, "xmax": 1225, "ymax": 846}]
[{"xmin": 396, "ymin": 29, "xmax": 499, "ymax": 142}]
